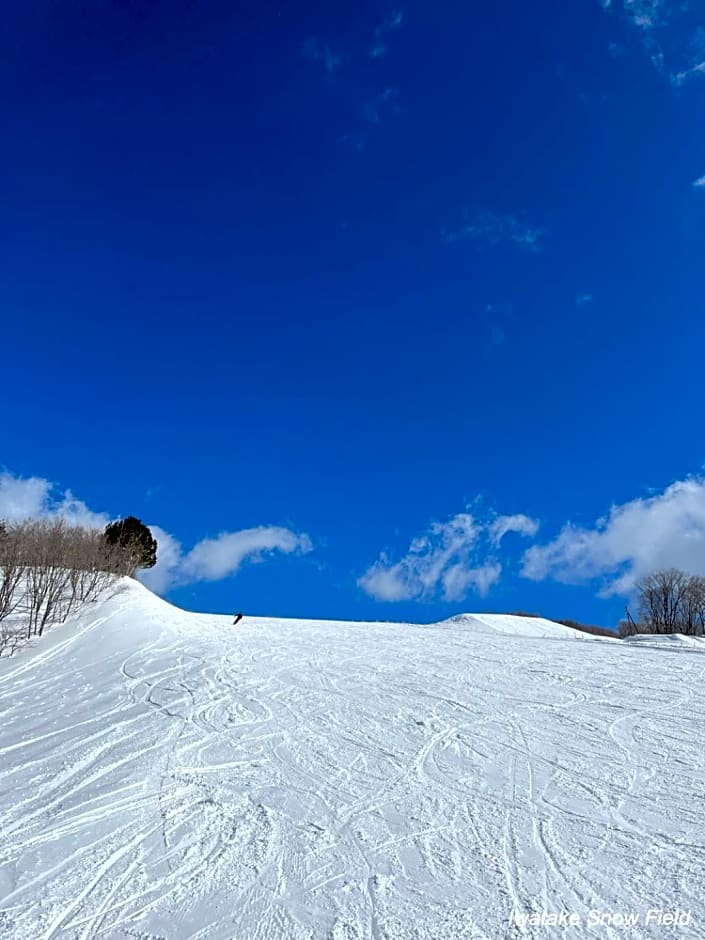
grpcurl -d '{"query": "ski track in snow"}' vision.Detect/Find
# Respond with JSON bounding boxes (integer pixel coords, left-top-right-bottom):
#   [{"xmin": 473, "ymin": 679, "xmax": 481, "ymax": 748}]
[{"xmin": 0, "ymin": 581, "xmax": 704, "ymax": 939}]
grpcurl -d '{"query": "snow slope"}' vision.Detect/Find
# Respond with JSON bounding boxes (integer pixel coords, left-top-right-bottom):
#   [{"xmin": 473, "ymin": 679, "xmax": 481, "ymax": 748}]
[
  {"xmin": 439, "ymin": 613, "xmax": 601, "ymax": 639},
  {"xmin": 623, "ymin": 633, "xmax": 705, "ymax": 651},
  {"xmin": 0, "ymin": 581, "xmax": 702, "ymax": 939}
]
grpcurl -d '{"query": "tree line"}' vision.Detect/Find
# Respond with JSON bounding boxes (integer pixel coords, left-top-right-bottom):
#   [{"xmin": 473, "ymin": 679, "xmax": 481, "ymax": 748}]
[
  {"xmin": 620, "ymin": 568, "xmax": 705, "ymax": 637},
  {"xmin": 0, "ymin": 516, "xmax": 157, "ymax": 656}
]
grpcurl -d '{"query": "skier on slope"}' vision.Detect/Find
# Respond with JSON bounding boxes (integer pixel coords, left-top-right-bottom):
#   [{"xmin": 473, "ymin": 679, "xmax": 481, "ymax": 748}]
[{"xmin": 233, "ymin": 612, "xmax": 243, "ymax": 625}]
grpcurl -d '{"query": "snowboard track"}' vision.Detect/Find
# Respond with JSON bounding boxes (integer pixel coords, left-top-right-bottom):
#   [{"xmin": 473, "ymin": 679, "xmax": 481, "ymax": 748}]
[{"xmin": 0, "ymin": 583, "xmax": 703, "ymax": 938}]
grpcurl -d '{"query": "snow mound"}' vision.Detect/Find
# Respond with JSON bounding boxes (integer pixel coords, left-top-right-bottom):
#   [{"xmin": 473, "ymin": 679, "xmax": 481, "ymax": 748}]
[{"xmin": 439, "ymin": 612, "xmax": 597, "ymax": 639}]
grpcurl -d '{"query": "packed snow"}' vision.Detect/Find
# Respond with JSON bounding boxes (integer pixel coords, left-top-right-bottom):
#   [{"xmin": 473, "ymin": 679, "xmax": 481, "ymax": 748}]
[
  {"xmin": 438, "ymin": 613, "xmax": 602, "ymax": 640},
  {"xmin": 623, "ymin": 633, "xmax": 705, "ymax": 651},
  {"xmin": 0, "ymin": 580, "xmax": 703, "ymax": 939}
]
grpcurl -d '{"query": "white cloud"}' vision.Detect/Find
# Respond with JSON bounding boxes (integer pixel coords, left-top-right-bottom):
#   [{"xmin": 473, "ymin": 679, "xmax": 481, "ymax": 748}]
[
  {"xmin": 358, "ymin": 555, "xmax": 417, "ymax": 602},
  {"xmin": 441, "ymin": 561, "xmax": 502, "ymax": 600},
  {"xmin": 179, "ymin": 527, "xmax": 313, "ymax": 584},
  {"xmin": 576, "ymin": 292, "xmax": 593, "ymax": 305},
  {"xmin": 692, "ymin": 174, "xmax": 705, "ymax": 188},
  {"xmin": 670, "ymin": 27, "xmax": 705, "ymax": 85},
  {"xmin": 0, "ymin": 470, "xmax": 312, "ymax": 595},
  {"xmin": 442, "ymin": 211, "xmax": 543, "ymax": 252},
  {"xmin": 0, "ymin": 471, "xmax": 109, "ymax": 528},
  {"xmin": 672, "ymin": 61, "xmax": 705, "ymax": 86},
  {"xmin": 521, "ymin": 476, "xmax": 705, "ymax": 596},
  {"xmin": 136, "ymin": 525, "xmax": 313, "ymax": 594},
  {"xmin": 489, "ymin": 514, "xmax": 540, "ymax": 546},
  {"xmin": 0, "ymin": 473, "xmax": 52, "ymax": 521},
  {"xmin": 624, "ymin": 0, "xmax": 664, "ymax": 30},
  {"xmin": 359, "ymin": 509, "xmax": 538, "ymax": 603}
]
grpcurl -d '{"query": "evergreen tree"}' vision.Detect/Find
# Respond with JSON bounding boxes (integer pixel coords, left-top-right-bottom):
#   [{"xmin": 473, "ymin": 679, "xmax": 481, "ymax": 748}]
[{"xmin": 103, "ymin": 516, "xmax": 157, "ymax": 573}]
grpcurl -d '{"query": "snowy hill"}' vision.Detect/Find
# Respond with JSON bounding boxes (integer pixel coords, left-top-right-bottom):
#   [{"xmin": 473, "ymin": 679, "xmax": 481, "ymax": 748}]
[
  {"xmin": 0, "ymin": 580, "xmax": 702, "ymax": 939},
  {"xmin": 439, "ymin": 612, "xmax": 603, "ymax": 639}
]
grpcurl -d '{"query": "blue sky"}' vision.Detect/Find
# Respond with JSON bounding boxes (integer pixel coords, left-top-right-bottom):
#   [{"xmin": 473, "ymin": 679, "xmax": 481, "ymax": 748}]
[{"xmin": 3, "ymin": 0, "xmax": 705, "ymax": 628}]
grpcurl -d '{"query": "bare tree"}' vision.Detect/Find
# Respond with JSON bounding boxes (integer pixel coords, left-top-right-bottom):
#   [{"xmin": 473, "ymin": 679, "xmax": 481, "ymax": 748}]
[
  {"xmin": 636, "ymin": 569, "xmax": 690, "ymax": 634},
  {"xmin": 0, "ymin": 624, "xmax": 24, "ymax": 657},
  {"xmin": 0, "ymin": 517, "xmax": 128, "ymax": 656},
  {"xmin": 684, "ymin": 575, "xmax": 705, "ymax": 636},
  {"xmin": 21, "ymin": 519, "xmax": 73, "ymax": 637},
  {"xmin": 64, "ymin": 527, "xmax": 121, "ymax": 612},
  {"xmin": 0, "ymin": 522, "xmax": 25, "ymax": 623},
  {"xmin": 634, "ymin": 568, "xmax": 705, "ymax": 636}
]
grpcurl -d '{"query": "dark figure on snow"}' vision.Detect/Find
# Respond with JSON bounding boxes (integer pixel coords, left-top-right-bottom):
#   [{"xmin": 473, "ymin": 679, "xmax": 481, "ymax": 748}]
[{"xmin": 233, "ymin": 612, "xmax": 243, "ymax": 625}]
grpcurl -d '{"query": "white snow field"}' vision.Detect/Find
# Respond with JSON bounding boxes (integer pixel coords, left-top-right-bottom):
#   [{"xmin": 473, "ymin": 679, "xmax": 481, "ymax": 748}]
[{"xmin": 0, "ymin": 581, "xmax": 703, "ymax": 939}]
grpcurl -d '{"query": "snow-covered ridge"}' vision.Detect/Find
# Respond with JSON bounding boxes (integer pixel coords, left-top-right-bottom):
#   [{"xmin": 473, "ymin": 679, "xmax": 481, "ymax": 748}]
[
  {"xmin": 1, "ymin": 580, "xmax": 702, "ymax": 939},
  {"xmin": 438, "ymin": 611, "xmax": 604, "ymax": 639}
]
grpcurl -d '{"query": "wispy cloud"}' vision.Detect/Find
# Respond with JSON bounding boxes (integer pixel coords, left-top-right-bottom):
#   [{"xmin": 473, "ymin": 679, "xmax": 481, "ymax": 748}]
[
  {"xmin": 442, "ymin": 211, "xmax": 544, "ymax": 252},
  {"xmin": 0, "ymin": 471, "xmax": 110, "ymax": 529},
  {"xmin": 359, "ymin": 510, "xmax": 539, "ymax": 603},
  {"xmin": 673, "ymin": 61, "xmax": 705, "ymax": 85},
  {"xmin": 576, "ymin": 292, "xmax": 593, "ymax": 305},
  {"xmin": 362, "ymin": 87, "xmax": 400, "ymax": 123},
  {"xmin": 623, "ymin": 0, "xmax": 664, "ymax": 30},
  {"xmin": 603, "ymin": 2, "xmax": 705, "ymax": 86},
  {"xmin": 370, "ymin": 10, "xmax": 404, "ymax": 59},
  {"xmin": 183, "ymin": 528, "xmax": 311, "ymax": 584},
  {"xmin": 302, "ymin": 36, "xmax": 344, "ymax": 74},
  {"xmin": 0, "ymin": 470, "xmax": 313, "ymax": 596},
  {"xmin": 489, "ymin": 514, "xmax": 540, "ymax": 547},
  {"xmin": 521, "ymin": 476, "xmax": 705, "ymax": 596},
  {"xmin": 693, "ymin": 174, "xmax": 705, "ymax": 188},
  {"xmin": 304, "ymin": 13, "xmax": 406, "ymax": 149},
  {"xmin": 143, "ymin": 526, "xmax": 313, "ymax": 594},
  {"xmin": 670, "ymin": 26, "xmax": 705, "ymax": 85}
]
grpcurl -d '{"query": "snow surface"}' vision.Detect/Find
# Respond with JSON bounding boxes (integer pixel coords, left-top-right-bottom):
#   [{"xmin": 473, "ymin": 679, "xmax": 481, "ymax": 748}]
[
  {"xmin": 439, "ymin": 613, "xmax": 603, "ymax": 640},
  {"xmin": 0, "ymin": 580, "xmax": 703, "ymax": 939},
  {"xmin": 623, "ymin": 633, "xmax": 705, "ymax": 651}
]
